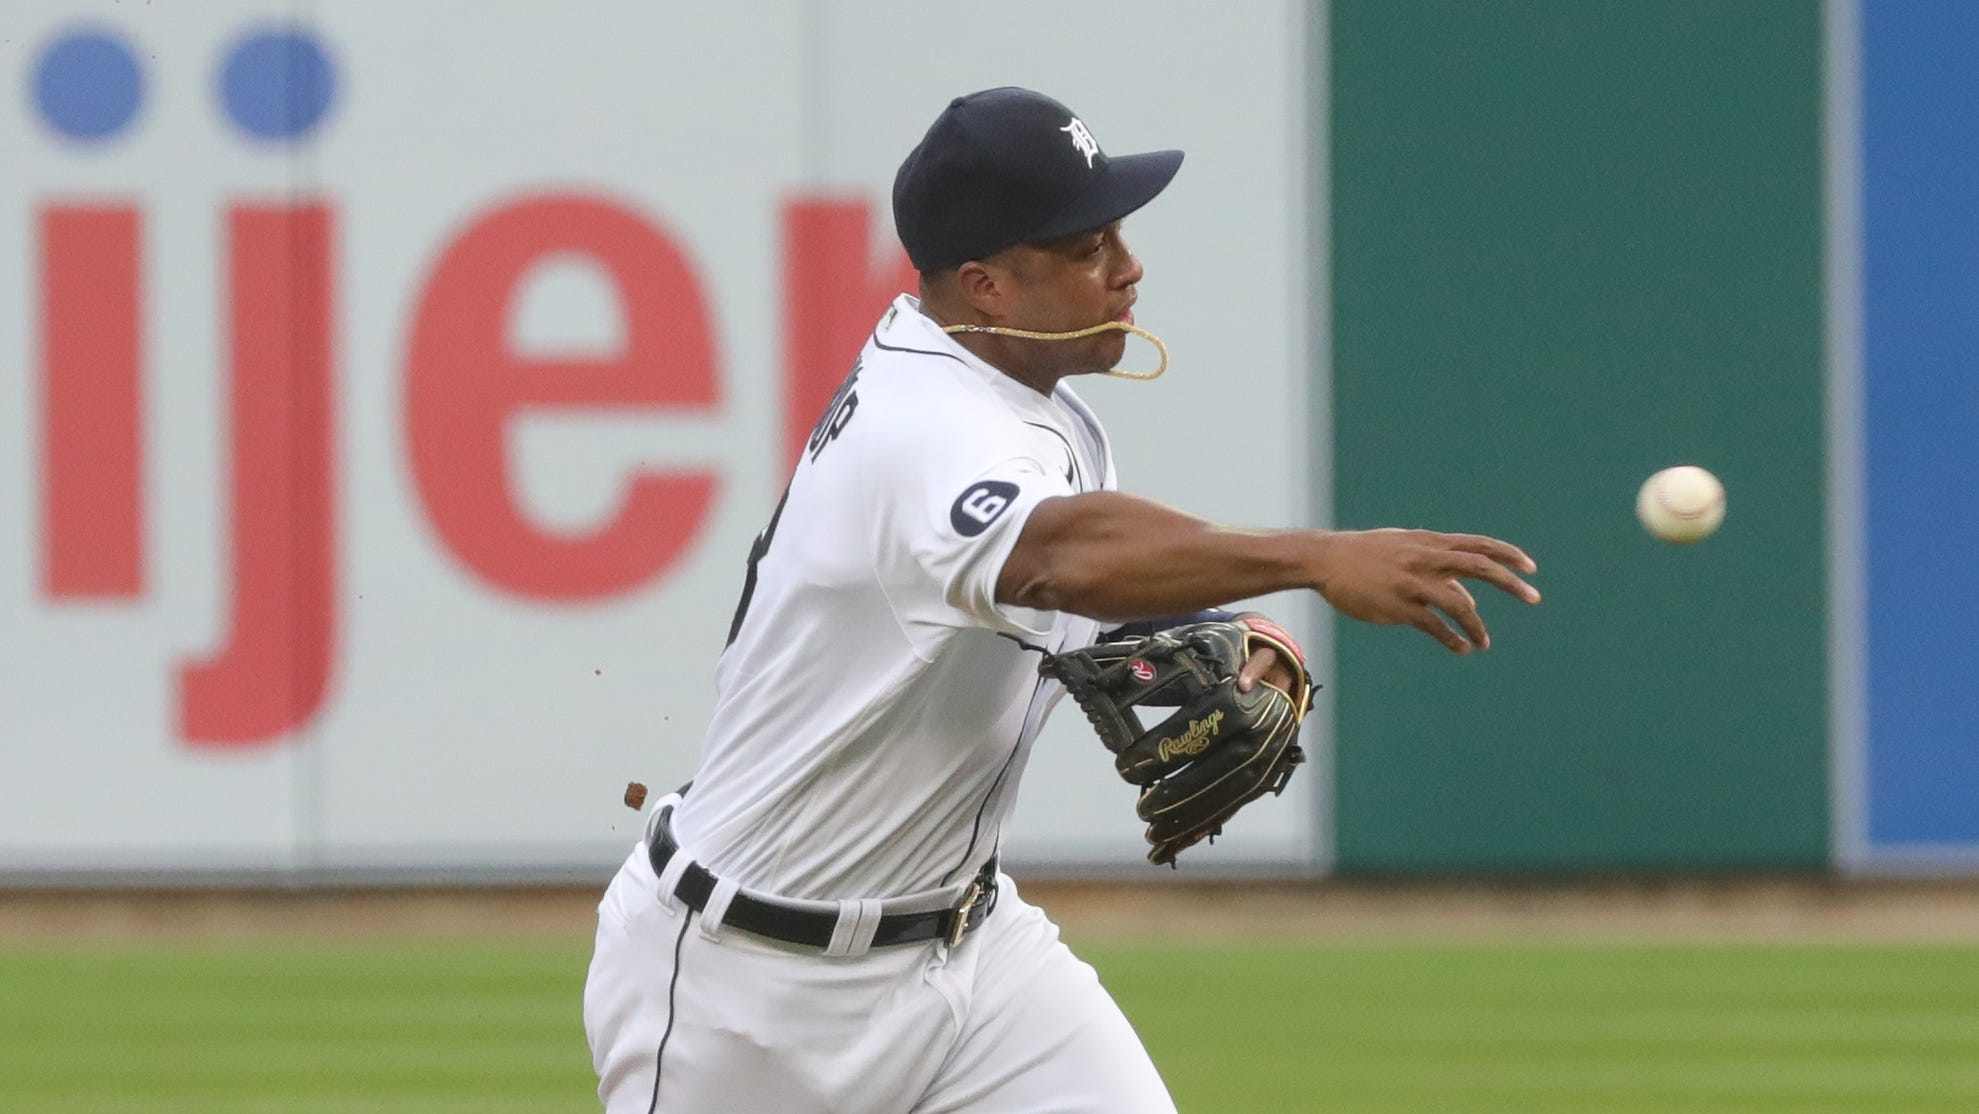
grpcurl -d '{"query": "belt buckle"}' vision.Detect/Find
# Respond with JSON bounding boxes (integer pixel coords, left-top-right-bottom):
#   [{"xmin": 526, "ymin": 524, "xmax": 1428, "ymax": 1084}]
[{"xmin": 945, "ymin": 880, "xmax": 984, "ymax": 948}]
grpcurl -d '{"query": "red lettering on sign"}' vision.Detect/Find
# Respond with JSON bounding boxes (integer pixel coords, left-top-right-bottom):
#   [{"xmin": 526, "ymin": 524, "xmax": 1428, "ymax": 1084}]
[
  {"xmin": 406, "ymin": 195, "xmax": 721, "ymax": 600},
  {"xmin": 177, "ymin": 205, "xmax": 339, "ymax": 746},
  {"xmin": 39, "ymin": 205, "xmax": 144, "ymax": 599}
]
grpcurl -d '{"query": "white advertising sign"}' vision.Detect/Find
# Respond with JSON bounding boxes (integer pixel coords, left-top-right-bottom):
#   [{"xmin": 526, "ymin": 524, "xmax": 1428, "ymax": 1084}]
[{"xmin": 0, "ymin": 0, "xmax": 1319, "ymax": 879}]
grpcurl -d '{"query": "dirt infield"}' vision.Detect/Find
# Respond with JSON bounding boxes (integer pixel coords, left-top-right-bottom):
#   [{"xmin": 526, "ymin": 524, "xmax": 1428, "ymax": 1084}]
[{"xmin": 4, "ymin": 878, "xmax": 1979, "ymax": 943}]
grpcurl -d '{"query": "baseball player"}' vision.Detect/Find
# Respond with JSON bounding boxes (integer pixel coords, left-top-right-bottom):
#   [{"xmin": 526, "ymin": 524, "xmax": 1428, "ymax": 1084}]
[{"xmin": 583, "ymin": 87, "xmax": 1540, "ymax": 1113}]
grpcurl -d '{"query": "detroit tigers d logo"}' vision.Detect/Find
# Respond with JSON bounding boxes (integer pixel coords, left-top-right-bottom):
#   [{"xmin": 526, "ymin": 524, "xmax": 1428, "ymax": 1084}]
[{"xmin": 1060, "ymin": 117, "xmax": 1100, "ymax": 168}]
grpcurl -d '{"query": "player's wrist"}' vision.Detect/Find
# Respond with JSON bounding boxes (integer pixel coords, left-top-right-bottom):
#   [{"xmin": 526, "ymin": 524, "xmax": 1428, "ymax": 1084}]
[{"xmin": 1286, "ymin": 528, "xmax": 1345, "ymax": 596}]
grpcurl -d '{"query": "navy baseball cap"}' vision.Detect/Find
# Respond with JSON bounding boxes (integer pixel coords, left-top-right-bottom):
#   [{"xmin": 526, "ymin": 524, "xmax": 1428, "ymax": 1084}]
[{"xmin": 892, "ymin": 87, "xmax": 1184, "ymax": 273}]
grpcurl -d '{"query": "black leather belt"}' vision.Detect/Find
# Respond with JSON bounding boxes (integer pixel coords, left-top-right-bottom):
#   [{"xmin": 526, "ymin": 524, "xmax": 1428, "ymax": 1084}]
[{"xmin": 647, "ymin": 811, "xmax": 998, "ymax": 950}]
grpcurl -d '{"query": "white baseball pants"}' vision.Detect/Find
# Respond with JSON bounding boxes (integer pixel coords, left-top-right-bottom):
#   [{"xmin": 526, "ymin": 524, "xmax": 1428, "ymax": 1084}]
[{"xmin": 583, "ymin": 842, "xmax": 1177, "ymax": 1113}]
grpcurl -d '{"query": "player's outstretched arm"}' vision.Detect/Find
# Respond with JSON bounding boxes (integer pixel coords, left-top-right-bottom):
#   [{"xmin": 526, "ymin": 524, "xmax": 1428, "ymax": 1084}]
[{"xmin": 996, "ymin": 491, "xmax": 1541, "ymax": 654}]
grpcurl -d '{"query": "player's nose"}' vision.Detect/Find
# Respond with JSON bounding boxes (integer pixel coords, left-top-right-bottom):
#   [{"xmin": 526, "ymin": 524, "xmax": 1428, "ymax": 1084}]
[{"xmin": 1113, "ymin": 245, "xmax": 1144, "ymax": 288}]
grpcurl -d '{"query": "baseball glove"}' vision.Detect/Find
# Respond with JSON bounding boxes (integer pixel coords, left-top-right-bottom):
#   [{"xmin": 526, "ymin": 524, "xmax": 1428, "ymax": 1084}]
[{"xmin": 1039, "ymin": 617, "xmax": 1314, "ymax": 866}]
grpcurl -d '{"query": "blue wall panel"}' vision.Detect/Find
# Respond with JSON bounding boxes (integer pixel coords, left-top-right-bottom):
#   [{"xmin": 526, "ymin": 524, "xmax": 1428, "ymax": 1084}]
[{"xmin": 1864, "ymin": 0, "xmax": 1979, "ymax": 849}]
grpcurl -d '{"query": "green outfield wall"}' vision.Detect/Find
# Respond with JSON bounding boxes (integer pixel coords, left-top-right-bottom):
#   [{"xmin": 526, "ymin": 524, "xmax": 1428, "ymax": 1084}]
[{"xmin": 1327, "ymin": 1, "xmax": 1831, "ymax": 872}]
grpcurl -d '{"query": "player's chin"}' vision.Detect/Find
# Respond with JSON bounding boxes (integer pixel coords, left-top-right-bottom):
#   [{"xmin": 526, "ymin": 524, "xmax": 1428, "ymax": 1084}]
[{"xmin": 1087, "ymin": 334, "xmax": 1130, "ymax": 371}]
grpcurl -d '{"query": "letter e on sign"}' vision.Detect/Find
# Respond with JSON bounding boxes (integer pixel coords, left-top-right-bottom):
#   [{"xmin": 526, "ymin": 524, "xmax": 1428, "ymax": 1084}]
[{"xmin": 406, "ymin": 195, "xmax": 720, "ymax": 600}]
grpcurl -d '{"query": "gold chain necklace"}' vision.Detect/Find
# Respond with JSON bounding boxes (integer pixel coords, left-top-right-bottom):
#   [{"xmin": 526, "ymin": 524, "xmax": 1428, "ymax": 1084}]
[{"xmin": 939, "ymin": 320, "xmax": 1169, "ymax": 381}]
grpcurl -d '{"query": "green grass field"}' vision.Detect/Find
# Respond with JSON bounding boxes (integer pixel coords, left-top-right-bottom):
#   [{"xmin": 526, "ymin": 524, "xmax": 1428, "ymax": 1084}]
[{"xmin": 3, "ymin": 939, "xmax": 1977, "ymax": 1113}]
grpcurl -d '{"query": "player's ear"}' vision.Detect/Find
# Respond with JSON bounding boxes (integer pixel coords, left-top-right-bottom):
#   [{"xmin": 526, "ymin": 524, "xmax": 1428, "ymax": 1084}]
[{"xmin": 953, "ymin": 260, "xmax": 1007, "ymax": 319}]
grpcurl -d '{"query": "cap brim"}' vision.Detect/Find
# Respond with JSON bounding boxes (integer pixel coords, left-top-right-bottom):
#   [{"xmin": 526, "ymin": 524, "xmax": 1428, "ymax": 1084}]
[{"xmin": 1021, "ymin": 148, "xmax": 1184, "ymax": 244}]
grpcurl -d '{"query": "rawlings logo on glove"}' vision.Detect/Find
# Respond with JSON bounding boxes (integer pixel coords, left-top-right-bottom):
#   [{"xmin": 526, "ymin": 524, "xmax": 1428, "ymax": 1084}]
[
  {"xmin": 1039, "ymin": 618, "xmax": 1315, "ymax": 866},
  {"xmin": 1157, "ymin": 710, "xmax": 1225, "ymax": 762}
]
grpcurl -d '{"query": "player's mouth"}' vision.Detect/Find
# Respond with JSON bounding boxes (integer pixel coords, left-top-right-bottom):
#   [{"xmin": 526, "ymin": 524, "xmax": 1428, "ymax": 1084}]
[{"xmin": 1112, "ymin": 305, "xmax": 1135, "ymax": 325}]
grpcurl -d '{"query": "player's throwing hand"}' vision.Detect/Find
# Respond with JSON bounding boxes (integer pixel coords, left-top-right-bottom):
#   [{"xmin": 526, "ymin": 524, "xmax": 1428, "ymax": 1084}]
[
  {"xmin": 1000, "ymin": 492, "xmax": 1539, "ymax": 655},
  {"xmin": 1308, "ymin": 528, "xmax": 1539, "ymax": 654}
]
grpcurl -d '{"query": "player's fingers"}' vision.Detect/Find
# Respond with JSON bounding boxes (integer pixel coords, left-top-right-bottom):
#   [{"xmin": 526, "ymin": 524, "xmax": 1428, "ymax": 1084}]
[
  {"xmin": 1237, "ymin": 645, "xmax": 1275, "ymax": 692},
  {"xmin": 1449, "ymin": 579, "xmax": 1478, "ymax": 611},
  {"xmin": 1443, "ymin": 550, "xmax": 1542, "ymax": 604},
  {"xmin": 1435, "ymin": 580, "xmax": 1489, "ymax": 651},
  {"xmin": 1263, "ymin": 660, "xmax": 1299, "ymax": 694},
  {"xmin": 1439, "ymin": 533, "xmax": 1539, "ymax": 575},
  {"xmin": 1409, "ymin": 608, "xmax": 1469, "ymax": 654}
]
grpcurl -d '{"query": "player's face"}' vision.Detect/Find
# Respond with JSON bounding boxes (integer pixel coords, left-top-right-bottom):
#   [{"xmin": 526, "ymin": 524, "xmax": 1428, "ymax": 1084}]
[{"xmin": 997, "ymin": 221, "xmax": 1143, "ymax": 375}]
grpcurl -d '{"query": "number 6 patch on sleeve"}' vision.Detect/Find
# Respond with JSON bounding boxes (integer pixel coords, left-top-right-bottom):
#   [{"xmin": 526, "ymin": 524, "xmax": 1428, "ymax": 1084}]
[{"xmin": 949, "ymin": 481, "xmax": 1019, "ymax": 537}]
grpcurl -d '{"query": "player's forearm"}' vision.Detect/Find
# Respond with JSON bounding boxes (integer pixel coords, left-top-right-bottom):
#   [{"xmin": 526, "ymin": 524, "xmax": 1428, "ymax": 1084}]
[{"xmin": 996, "ymin": 491, "xmax": 1330, "ymax": 622}]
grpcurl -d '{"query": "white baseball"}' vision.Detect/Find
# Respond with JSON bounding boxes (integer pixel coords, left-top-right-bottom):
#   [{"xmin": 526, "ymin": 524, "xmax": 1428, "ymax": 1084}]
[{"xmin": 1636, "ymin": 465, "xmax": 1725, "ymax": 545}]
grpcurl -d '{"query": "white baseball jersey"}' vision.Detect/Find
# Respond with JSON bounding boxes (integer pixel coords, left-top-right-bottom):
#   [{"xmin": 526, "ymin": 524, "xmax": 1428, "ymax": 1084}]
[{"xmin": 670, "ymin": 294, "xmax": 1113, "ymax": 901}]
